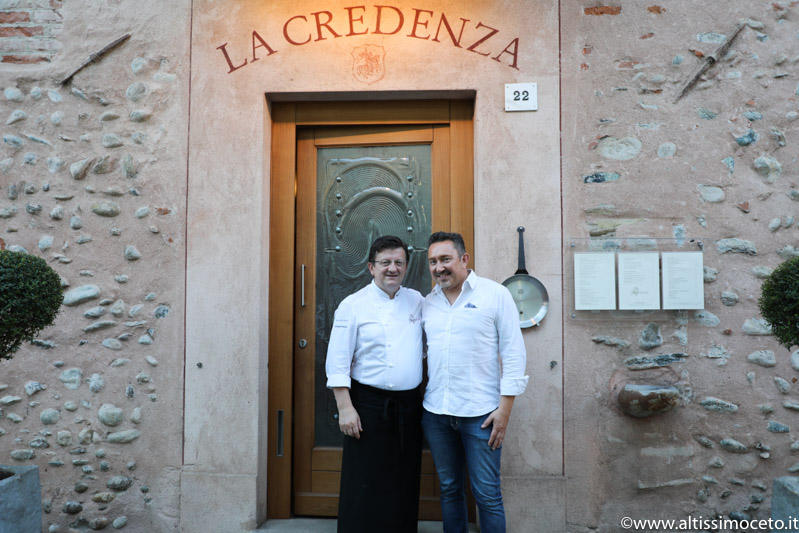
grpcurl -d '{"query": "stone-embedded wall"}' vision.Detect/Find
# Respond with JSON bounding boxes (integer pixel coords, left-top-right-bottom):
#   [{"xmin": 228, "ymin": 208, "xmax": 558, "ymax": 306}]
[
  {"xmin": 0, "ymin": 1, "xmax": 190, "ymax": 531},
  {"xmin": 562, "ymin": 1, "xmax": 799, "ymax": 531},
  {"xmin": 0, "ymin": 0, "xmax": 63, "ymax": 64}
]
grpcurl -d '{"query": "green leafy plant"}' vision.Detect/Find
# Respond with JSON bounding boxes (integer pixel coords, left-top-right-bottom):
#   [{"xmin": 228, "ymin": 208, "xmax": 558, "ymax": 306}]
[
  {"xmin": 0, "ymin": 250, "xmax": 63, "ymax": 360},
  {"xmin": 759, "ymin": 255, "xmax": 799, "ymax": 350}
]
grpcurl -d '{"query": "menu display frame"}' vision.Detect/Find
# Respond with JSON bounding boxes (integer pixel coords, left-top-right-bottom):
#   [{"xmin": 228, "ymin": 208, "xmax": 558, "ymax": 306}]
[{"xmin": 566, "ymin": 237, "xmax": 707, "ymax": 320}]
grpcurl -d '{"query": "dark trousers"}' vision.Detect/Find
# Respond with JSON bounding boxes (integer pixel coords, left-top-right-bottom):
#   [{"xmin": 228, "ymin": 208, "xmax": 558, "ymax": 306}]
[{"xmin": 337, "ymin": 380, "xmax": 423, "ymax": 533}]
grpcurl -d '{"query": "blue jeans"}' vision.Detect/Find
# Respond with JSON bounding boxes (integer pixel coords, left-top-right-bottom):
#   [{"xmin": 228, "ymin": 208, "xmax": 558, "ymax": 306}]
[{"xmin": 422, "ymin": 410, "xmax": 505, "ymax": 533}]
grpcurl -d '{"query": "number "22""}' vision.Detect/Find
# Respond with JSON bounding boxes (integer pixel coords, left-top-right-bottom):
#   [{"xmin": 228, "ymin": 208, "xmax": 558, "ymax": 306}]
[{"xmin": 513, "ymin": 91, "xmax": 529, "ymax": 101}]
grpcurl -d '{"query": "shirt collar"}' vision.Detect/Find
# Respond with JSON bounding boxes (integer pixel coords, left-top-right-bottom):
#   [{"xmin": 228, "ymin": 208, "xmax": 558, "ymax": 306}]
[
  {"xmin": 432, "ymin": 270, "xmax": 476, "ymax": 296},
  {"xmin": 370, "ymin": 279, "xmax": 401, "ymax": 301}
]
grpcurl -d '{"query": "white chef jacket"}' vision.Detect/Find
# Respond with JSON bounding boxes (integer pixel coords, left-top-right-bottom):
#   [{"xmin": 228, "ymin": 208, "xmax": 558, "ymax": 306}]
[
  {"xmin": 423, "ymin": 270, "xmax": 529, "ymax": 417},
  {"xmin": 326, "ymin": 280, "xmax": 424, "ymax": 391}
]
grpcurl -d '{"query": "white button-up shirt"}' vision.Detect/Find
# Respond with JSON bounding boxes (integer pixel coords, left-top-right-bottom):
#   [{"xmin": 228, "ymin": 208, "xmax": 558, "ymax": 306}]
[
  {"xmin": 423, "ymin": 271, "xmax": 529, "ymax": 417},
  {"xmin": 326, "ymin": 281, "xmax": 424, "ymax": 391}
]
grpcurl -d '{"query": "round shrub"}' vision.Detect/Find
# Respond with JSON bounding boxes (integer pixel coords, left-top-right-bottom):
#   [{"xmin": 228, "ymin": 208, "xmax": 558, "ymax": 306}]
[
  {"xmin": 759, "ymin": 255, "xmax": 799, "ymax": 350},
  {"xmin": 0, "ymin": 250, "xmax": 63, "ymax": 360}
]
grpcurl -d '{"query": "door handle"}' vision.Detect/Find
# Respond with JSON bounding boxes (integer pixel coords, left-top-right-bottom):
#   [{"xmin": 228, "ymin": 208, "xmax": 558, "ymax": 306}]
[
  {"xmin": 301, "ymin": 264, "xmax": 306, "ymax": 307},
  {"xmin": 276, "ymin": 409, "xmax": 284, "ymax": 457}
]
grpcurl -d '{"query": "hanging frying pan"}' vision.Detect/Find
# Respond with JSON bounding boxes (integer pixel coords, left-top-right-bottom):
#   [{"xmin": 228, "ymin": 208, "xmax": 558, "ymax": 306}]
[{"xmin": 502, "ymin": 227, "xmax": 549, "ymax": 328}]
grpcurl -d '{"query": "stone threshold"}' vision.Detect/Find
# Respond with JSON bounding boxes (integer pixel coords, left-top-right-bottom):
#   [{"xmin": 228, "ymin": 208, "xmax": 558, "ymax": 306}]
[{"xmin": 254, "ymin": 518, "xmax": 479, "ymax": 532}]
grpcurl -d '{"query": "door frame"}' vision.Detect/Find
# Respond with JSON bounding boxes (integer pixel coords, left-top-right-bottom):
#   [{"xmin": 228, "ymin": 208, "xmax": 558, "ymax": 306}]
[{"xmin": 267, "ymin": 99, "xmax": 474, "ymax": 518}]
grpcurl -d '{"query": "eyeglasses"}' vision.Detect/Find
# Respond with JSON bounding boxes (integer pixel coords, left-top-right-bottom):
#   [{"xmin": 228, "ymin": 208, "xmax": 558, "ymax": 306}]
[{"xmin": 375, "ymin": 260, "xmax": 406, "ymax": 268}]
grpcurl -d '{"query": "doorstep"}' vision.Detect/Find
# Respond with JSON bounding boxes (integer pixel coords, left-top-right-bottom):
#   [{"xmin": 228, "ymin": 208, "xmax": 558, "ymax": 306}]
[{"xmin": 254, "ymin": 518, "xmax": 480, "ymax": 532}]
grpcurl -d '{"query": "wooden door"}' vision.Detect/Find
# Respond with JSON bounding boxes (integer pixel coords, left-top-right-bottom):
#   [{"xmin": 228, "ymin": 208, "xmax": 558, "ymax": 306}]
[{"xmin": 267, "ymin": 101, "xmax": 474, "ymax": 520}]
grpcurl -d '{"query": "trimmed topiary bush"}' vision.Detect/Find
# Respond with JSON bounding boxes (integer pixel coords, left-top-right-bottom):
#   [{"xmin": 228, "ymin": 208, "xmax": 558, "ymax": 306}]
[
  {"xmin": 0, "ymin": 250, "xmax": 63, "ymax": 360},
  {"xmin": 759, "ymin": 255, "xmax": 799, "ymax": 350}
]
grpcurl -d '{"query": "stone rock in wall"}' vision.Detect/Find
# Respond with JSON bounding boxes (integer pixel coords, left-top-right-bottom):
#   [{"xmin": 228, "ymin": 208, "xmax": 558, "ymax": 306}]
[
  {"xmin": 88, "ymin": 373, "xmax": 104, "ymax": 393},
  {"xmin": 107, "ymin": 429, "xmax": 140, "ymax": 444},
  {"xmin": 40, "ymin": 408, "xmax": 59, "ymax": 424},
  {"xmin": 785, "ymin": 402, "xmax": 799, "ymax": 412},
  {"xmin": 121, "ymin": 154, "xmax": 137, "ymax": 178},
  {"xmin": 0, "ymin": 204, "xmax": 17, "ymax": 218},
  {"xmin": 70, "ymin": 158, "xmax": 93, "ymax": 180},
  {"xmin": 59, "ymin": 368, "xmax": 83, "ymax": 389},
  {"xmin": 92, "ymin": 156, "xmax": 117, "ymax": 174},
  {"xmin": 694, "ymin": 311, "xmax": 720, "ymax": 327},
  {"xmin": 583, "ymin": 172, "xmax": 620, "ymax": 183},
  {"xmin": 98, "ymin": 404, "xmax": 124, "ymax": 427},
  {"xmin": 3, "ymin": 135, "xmax": 24, "ymax": 149},
  {"xmin": 597, "ymin": 137, "xmax": 642, "ymax": 160},
  {"xmin": 62, "ymin": 501, "xmax": 82, "ymax": 514},
  {"xmin": 708, "ymin": 456, "xmax": 724, "ymax": 468},
  {"xmin": 752, "ymin": 266, "xmax": 773, "ymax": 278},
  {"xmin": 124, "ymin": 245, "xmax": 141, "ymax": 261},
  {"xmin": 657, "ymin": 142, "xmax": 676, "ymax": 158},
  {"xmin": 753, "ymin": 155, "xmax": 782, "ymax": 183},
  {"xmin": 700, "ymin": 397, "xmax": 739, "ymax": 413},
  {"xmin": 778, "ymin": 246, "xmax": 799, "ymax": 260},
  {"xmin": 102, "ymin": 338, "xmax": 123, "ymax": 351},
  {"xmin": 57, "ymin": 431, "xmax": 72, "ymax": 446},
  {"xmin": 102, "ymin": 133, "xmax": 123, "ymax": 148},
  {"xmin": 716, "ymin": 238, "xmax": 756, "ymax": 255},
  {"xmin": 0, "ymin": 395, "xmax": 21, "ymax": 405},
  {"xmin": 84, "ymin": 306, "xmax": 107, "ymax": 318},
  {"xmin": 129, "ymin": 110, "xmax": 151, "ymax": 122},
  {"xmin": 4, "ymin": 88, "xmax": 24, "ymax": 101},
  {"xmin": 698, "ymin": 185, "xmax": 724, "ymax": 203},
  {"xmin": 111, "ymin": 300, "xmax": 125, "ymax": 316},
  {"xmin": 768, "ymin": 421, "xmax": 790, "ymax": 433},
  {"xmin": 617, "ymin": 384, "xmax": 680, "ymax": 417},
  {"xmin": 624, "ymin": 353, "xmax": 688, "ymax": 370},
  {"xmin": 694, "ymin": 435, "xmax": 714, "ymax": 448},
  {"xmin": 775, "ymin": 377, "xmax": 791, "ymax": 394},
  {"xmin": 735, "ymin": 130, "xmax": 759, "ymax": 146},
  {"xmin": 126, "ymin": 82, "xmax": 147, "ymax": 102},
  {"xmin": 106, "ymin": 476, "xmax": 133, "ymax": 491},
  {"xmin": 639, "ymin": 323, "xmax": 663, "ymax": 350},
  {"xmin": 24, "ymin": 382, "xmax": 45, "ymax": 396},
  {"xmin": 62, "ymin": 285, "xmax": 102, "ymax": 307},
  {"xmin": 637, "ymin": 478, "xmax": 695, "ymax": 490},
  {"xmin": 719, "ymin": 439, "xmax": 748, "ymax": 454},
  {"xmin": 83, "ymin": 320, "xmax": 117, "ymax": 333},
  {"xmin": 92, "ymin": 201, "xmax": 121, "ymax": 217},
  {"xmin": 6, "ymin": 109, "xmax": 27, "ymax": 125},
  {"xmin": 747, "ymin": 350, "xmax": 776, "ymax": 367},
  {"xmin": 742, "ymin": 319, "xmax": 772, "ymax": 336}
]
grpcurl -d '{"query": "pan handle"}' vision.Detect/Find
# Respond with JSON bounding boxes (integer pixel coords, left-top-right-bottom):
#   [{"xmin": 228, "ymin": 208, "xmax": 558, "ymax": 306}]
[{"xmin": 516, "ymin": 226, "xmax": 528, "ymax": 274}]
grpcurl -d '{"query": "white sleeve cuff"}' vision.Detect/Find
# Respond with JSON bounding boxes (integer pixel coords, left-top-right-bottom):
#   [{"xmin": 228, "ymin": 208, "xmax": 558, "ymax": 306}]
[
  {"xmin": 326, "ymin": 374, "xmax": 352, "ymax": 389},
  {"xmin": 500, "ymin": 376, "xmax": 529, "ymax": 396}
]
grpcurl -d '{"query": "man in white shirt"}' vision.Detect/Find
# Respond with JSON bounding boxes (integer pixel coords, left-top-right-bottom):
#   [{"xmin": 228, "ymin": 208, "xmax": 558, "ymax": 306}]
[
  {"xmin": 326, "ymin": 235, "xmax": 425, "ymax": 533},
  {"xmin": 422, "ymin": 231, "xmax": 528, "ymax": 533}
]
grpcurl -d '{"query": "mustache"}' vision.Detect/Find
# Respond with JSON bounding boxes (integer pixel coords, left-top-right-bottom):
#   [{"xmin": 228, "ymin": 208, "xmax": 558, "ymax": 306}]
[{"xmin": 435, "ymin": 269, "xmax": 452, "ymax": 277}]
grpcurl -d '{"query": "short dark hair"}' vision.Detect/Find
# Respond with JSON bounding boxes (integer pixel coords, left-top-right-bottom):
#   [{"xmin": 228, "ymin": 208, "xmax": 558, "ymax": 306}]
[
  {"xmin": 368, "ymin": 235, "xmax": 410, "ymax": 263},
  {"xmin": 428, "ymin": 232, "xmax": 466, "ymax": 256}
]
